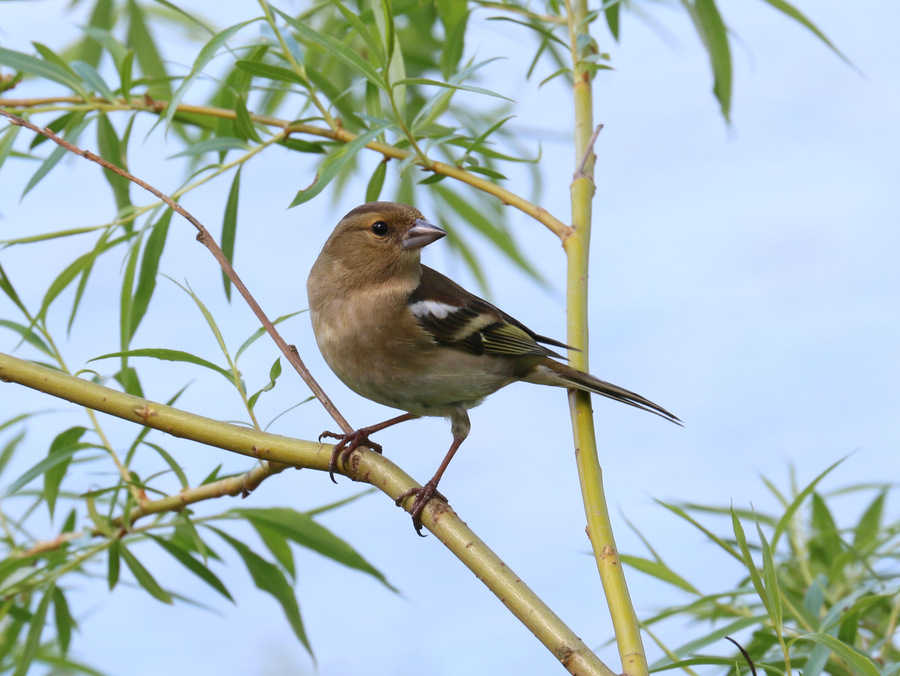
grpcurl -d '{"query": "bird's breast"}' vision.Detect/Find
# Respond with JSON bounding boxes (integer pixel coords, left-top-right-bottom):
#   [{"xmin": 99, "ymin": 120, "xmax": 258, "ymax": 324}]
[{"xmin": 310, "ymin": 294, "xmax": 517, "ymax": 416}]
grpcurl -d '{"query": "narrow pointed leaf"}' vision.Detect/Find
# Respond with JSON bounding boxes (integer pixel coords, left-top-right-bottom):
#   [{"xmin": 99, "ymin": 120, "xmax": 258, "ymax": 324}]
[
  {"xmin": 213, "ymin": 528, "xmax": 311, "ymax": 655},
  {"xmin": 129, "ymin": 210, "xmax": 172, "ymax": 342},
  {"xmin": 120, "ymin": 544, "xmax": 173, "ymax": 604},
  {"xmin": 0, "ymin": 46, "xmax": 88, "ymax": 98},
  {"xmin": 791, "ymin": 633, "xmax": 880, "ymax": 676},
  {"xmin": 89, "ymin": 348, "xmax": 232, "ymax": 381},
  {"xmin": 233, "ymin": 507, "xmax": 396, "ymax": 591},
  {"xmin": 148, "ymin": 534, "xmax": 234, "ymax": 602},
  {"xmin": 164, "ymin": 20, "xmax": 258, "ymax": 129},
  {"xmin": 44, "ymin": 427, "xmax": 87, "ymax": 519},
  {"xmin": 221, "ymin": 168, "xmax": 240, "ymax": 301},
  {"xmin": 71, "ymin": 60, "xmax": 118, "ymax": 102},
  {"xmin": 289, "ymin": 121, "xmax": 392, "ymax": 206},
  {"xmin": 275, "ymin": 8, "xmax": 387, "ymax": 92},
  {"xmin": 13, "ymin": 582, "xmax": 55, "ymax": 676},
  {"xmin": 395, "ymin": 78, "xmax": 513, "ymax": 102}
]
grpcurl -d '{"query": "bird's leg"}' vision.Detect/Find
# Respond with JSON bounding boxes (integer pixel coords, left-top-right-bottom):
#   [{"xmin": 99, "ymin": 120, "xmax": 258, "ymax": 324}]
[
  {"xmin": 319, "ymin": 413, "xmax": 418, "ymax": 483},
  {"xmin": 396, "ymin": 435, "xmax": 464, "ymax": 537}
]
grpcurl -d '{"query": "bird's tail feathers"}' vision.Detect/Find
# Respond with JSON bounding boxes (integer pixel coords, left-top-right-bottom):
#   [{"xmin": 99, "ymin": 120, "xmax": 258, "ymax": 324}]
[{"xmin": 525, "ymin": 360, "xmax": 682, "ymax": 426}]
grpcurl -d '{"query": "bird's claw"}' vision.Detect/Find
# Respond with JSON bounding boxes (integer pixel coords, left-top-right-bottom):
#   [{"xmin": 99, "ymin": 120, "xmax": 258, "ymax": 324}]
[
  {"xmin": 395, "ymin": 481, "xmax": 449, "ymax": 536},
  {"xmin": 319, "ymin": 429, "xmax": 384, "ymax": 483}
]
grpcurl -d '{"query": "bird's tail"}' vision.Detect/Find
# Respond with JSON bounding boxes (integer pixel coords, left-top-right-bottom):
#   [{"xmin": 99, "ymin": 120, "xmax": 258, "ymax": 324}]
[{"xmin": 524, "ymin": 360, "xmax": 682, "ymax": 425}]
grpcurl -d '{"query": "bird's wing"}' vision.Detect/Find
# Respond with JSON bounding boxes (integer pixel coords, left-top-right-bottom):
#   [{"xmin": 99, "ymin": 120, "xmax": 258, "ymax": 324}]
[{"xmin": 408, "ymin": 266, "xmax": 573, "ymax": 359}]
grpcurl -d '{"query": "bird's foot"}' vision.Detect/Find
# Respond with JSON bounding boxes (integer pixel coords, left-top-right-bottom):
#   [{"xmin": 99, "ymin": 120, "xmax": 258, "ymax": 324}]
[
  {"xmin": 319, "ymin": 428, "xmax": 384, "ymax": 483},
  {"xmin": 395, "ymin": 481, "xmax": 449, "ymax": 537}
]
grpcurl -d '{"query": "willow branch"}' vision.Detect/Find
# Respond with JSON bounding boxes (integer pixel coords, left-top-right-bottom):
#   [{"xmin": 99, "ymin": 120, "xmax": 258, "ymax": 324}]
[
  {"xmin": 0, "ymin": 351, "xmax": 614, "ymax": 676},
  {"xmin": 563, "ymin": 1, "xmax": 648, "ymax": 675},
  {"xmin": 0, "ymin": 97, "xmax": 573, "ymax": 241}
]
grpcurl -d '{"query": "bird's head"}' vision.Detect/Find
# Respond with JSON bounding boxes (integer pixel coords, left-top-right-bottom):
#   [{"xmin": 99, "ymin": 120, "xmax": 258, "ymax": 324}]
[{"xmin": 316, "ymin": 202, "xmax": 447, "ymax": 285}]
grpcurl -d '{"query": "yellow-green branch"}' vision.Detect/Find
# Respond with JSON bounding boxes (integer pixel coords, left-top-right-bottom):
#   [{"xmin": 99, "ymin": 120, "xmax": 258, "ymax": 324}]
[
  {"xmin": 563, "ymin": 0, "xmax": 648, "ymax": 674},
  {"xmin": 0, "ymin": 351, "xmax": 614, "ymax": 676},
  {"xmin": 0, "ymin": 96, "xmax": 573, "ymax": 241}
]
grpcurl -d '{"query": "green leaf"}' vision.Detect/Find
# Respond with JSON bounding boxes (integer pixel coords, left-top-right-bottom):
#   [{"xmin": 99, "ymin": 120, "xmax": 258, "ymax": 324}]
[
  {"xmin": 5, "ymin": 443, "xmax": 87, "ymax": 498},
  {"xmin": 96, "ymin": 113, "xmax": 132, "ymax": 211},
  {"xmin": 755, "ymin": 516, "xmax": 782, "ymax": 631},
  {"xmin": 619, "ymin": 554, "xmax": 699, "ymax": 594},
  {"xmin": 213, "ymin": 528, "xmax": 312, "ymax": 655},
  {"xmin": 0, "ymin": 319, "xmax": 54, "ymax": 357},
  {"xmin": 80, "ymin": 24, "xmax": 128, "ymax": 68},
  {"xmin": 251, "ymin": 522, "xmax": 295, "ymax": 577},
  {"xmin": 164, "ymin": 19, "xmax": 258, "ymax": 130},
  {"xmin": 89, "ymin": 348, "xmax": 233, "ymax": 382},
  {"xmin": 142, "ymin": 442, "xmax": 189, "ymax": 489},
  {"xmin": 106, "ymin": 538, "xmax": 122, "ymax": 591},
  {"xmin": 44, "ymin": 427, "xmax": 88, "ymax": 519},
  {"xmin": 0, "ymin": 46, "xmax": 88, "ymax": 99},
  {"xmin": 377, "ymin": 0, "xmax": 395, "ymax": 64},
  {"xmin": 289, "ymin": 121, "xmax": 392, "ymax": 207},
  {"xmin": 0, "ymin": 430, "xmax": 26, "ymax": 479},
  {"xmin": 129, "ymin": 210, "xmax": 173, "ymax": 343},
  {"xmin": 71, "ymin": 60, "xmax": 118, "ymax": 102},
  {"xmin": 433, "ymin": 186, "xmax": 543, "ymax": 282},
  {"xmin": 0, "ymin": 125, "xmax": 21, "ymax": 177},
  {"xmin": 790, "ymin": 633, "xmax": 880, "ymax": 676},
  {"xmin": 168, "ymin": 137, "xmax": 251, "ymax": 158},
  {"xmin": 331, "ymin": 0, "xmax": 385, "ymax": 67},
  {"xmin": 234, "ymin": 59, "xmax": 308, "ymax": 86},
  {"xmin": 13, "ymin": 582, "xmax": 55, "ymax": 676},
  {"xmin": 234, "ymin": 96, "xmax": 261, "ymax": 143},
  {"xmin": 604, "ymin": 0, "xmax": 621, "ymax": 40},
  {"xmin": 119, "ymin": 49, "xmax": 135, "ymax": 98},
  {"xmin": 234, "ymin": 310, "xmax": 305, "ymax": 362},
  {"xmin": 852, "ymin": 489, "xmax": 885, "ymax": 550},
  {"xmin": 395, "ymin": 77, "xmax": 514, "ymax": 103},
  {"xmin": 277, "ymin": 137, "xmax": 326, "ymax": 154},
  {"xmin": 147, "ymin": 534, "xmax": 234, "ymax": 602},
  {"xmin": 74, "ymin": 0, "xmax": 115, "ymax": 67},
  {"xmin": 248, "ymin": 358, "xmax": 282, "ymax": 410},
  {"xmin": 233, "ymin": 507, "xmax": 396, "ymax": 591},
  {"xmin": 648, "ymin": 615, "xmax": 768, "ymax": 670},
  {"xmin": 275, "ymin": 7, "xmax": 387, "ymax": 92},
  {"xmin": 221, "ymin": 168, "xmax": 241, "ymax": 301},
  {"xmin": 770, "ymin": 456, "xmax": 845, "ymax": 548},
  {"xmin": 120, "ymin": 544, "xmax": 173, "ymax": 604},
  {"xmin": 437, "ymin": 0, "xmax": 469, "ymax": 78},
  {"xmin": 683, "ymin": 0, "xmax": 732, "ymax": 122},
  {"xmin": 811, "ymin": 491, "xmax": 844, "ymax": 567},
  {"xmin": 23, "ymin": 113, "xmax": 90, "ymax": 198},
  {"xmin": 52, "ymin": 587, "xmax": 75, "ymax": 655},
  {"xmin": 757, "ymin": 0, "xmax": 850, "ymax": 64},
  {"xmin": 365, "ymin": 159, "xmax": 388, "ymax": 202},
  {"xmin": 731, "ymin": 507, "xmax": 773, "ymax": 618},
  {"xmin": 167, "ymin": 278, "xmax": 236, "ymax": 375},
  {"xmin": 126, "ymin": 0, "xmax": 171, "ymax": 99}
]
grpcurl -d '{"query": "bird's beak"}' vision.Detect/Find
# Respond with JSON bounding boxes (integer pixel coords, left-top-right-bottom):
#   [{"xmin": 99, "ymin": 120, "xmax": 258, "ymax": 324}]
[{"xmin": 404, "ymin": 219, "xmax": 447, "ymax": 250}]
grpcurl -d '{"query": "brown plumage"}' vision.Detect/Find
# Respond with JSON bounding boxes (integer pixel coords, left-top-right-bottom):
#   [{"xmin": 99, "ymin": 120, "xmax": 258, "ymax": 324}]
[{"xmin": 308, "ymin": 202, "xmax": 680, "ymax": 534}]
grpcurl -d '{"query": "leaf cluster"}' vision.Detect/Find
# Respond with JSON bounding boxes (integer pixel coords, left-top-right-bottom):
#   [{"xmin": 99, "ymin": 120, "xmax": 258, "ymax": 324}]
[{"xmin": 624, "ymin": 460, "xmax": 899, "ymax": 675}]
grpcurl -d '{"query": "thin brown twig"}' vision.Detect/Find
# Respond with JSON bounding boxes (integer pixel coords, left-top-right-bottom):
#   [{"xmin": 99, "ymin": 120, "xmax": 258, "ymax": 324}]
[
  {"xmin": 0, "ymin": 108, "xmax": 353, "ymax": 437},
  {"xmin": 575, "ymin": 123, "xmax": 603, "ymax": 179}
]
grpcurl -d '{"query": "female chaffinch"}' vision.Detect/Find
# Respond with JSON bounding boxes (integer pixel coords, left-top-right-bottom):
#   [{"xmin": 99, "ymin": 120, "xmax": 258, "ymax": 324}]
[{"xmin": 307, "ymin": 201, "xmax": 679, "ymax": 534}]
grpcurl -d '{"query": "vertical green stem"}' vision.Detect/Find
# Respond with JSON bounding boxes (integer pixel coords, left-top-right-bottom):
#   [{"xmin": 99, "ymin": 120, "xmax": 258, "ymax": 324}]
[{"xmin": 564, "ymin": 1, "xmax": 648, "ymax": 675}]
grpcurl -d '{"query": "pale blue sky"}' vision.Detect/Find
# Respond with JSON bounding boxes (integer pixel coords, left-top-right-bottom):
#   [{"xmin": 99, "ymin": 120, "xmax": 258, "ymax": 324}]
[{"xmin": 1, "ymin": 1, "xmax": 898, "ymax": 674}]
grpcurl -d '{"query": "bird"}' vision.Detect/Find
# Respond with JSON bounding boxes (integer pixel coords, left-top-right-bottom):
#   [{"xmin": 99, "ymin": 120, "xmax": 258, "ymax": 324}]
[{"xmin": 307, "ymin": 201, "xmax": 680, "ymax": 535}]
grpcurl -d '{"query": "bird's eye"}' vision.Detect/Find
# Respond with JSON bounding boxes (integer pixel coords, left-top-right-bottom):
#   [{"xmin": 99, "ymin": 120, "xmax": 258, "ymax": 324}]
[{"xmin": 371, "ymin": 221, "xmax": 389, "ymax": 236}]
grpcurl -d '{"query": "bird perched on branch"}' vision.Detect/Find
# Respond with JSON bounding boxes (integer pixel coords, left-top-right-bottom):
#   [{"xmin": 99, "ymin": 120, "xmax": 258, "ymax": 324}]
[{"xmin": 307, "ymin": 201, "xmax": 680, "ymax": 535}]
